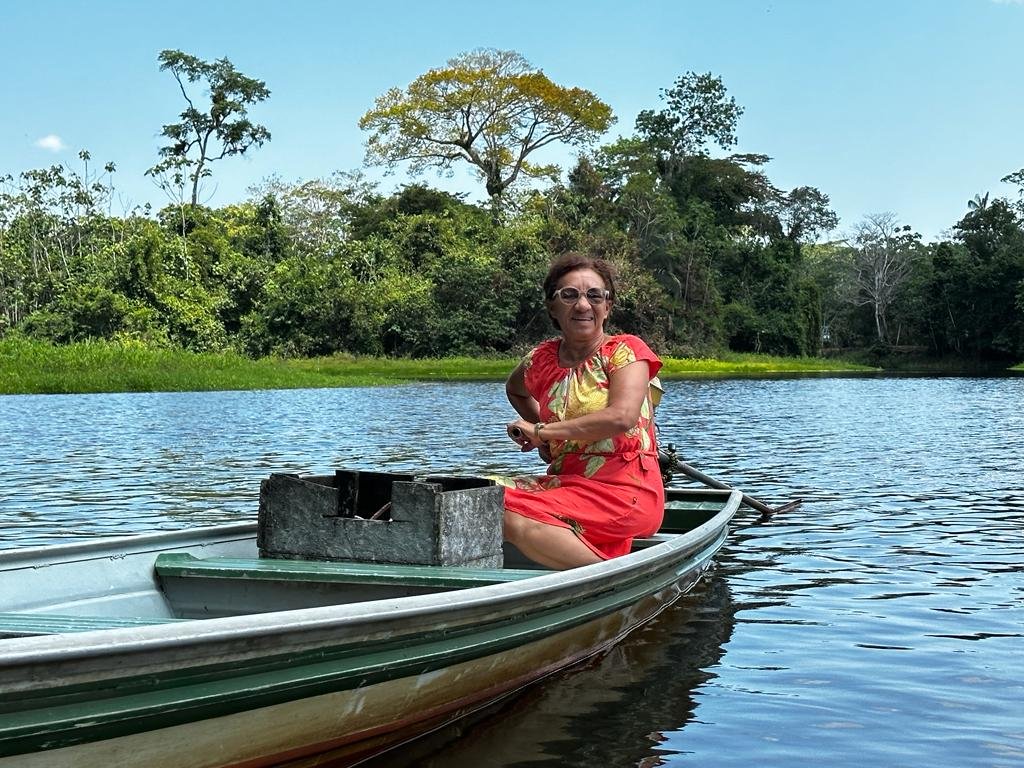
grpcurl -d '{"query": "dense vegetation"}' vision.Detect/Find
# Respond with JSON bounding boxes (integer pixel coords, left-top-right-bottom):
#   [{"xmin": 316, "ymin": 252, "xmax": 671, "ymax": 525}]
[{"xmin": 2, "ymin": 50, "xmax": 1022, "ymax": 368}]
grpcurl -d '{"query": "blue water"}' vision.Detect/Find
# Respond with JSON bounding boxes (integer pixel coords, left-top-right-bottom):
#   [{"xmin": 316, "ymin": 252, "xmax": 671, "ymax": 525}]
[{"xmin": 2, "ymin": 376, "xmax": 1022, "ymax": 767}]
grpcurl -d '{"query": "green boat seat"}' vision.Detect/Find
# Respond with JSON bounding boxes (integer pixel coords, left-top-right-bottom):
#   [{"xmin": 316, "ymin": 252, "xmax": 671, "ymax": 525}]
[
  {"xmin": 154, "ymin": 553, "xmax": 550, "ymax": 589},
  {"xmin": 631, "ymin": 532, "xmax": 680, "ymax": 550},
  {"xmin": 0, "ymin": 612, "xmax": 185, "ymax": 638}
]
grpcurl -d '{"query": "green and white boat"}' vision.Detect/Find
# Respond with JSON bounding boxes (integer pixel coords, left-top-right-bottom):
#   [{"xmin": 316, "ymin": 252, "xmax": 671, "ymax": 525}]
[{"xmin": 0, "ymin": 477, "xmax": 740, "ymax": 768}]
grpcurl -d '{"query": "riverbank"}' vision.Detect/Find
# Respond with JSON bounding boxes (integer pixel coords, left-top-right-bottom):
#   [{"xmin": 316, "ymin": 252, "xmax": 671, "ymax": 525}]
[{"xmin": 0, "ymin": 337, "xmax": 879, "ymax": 395}]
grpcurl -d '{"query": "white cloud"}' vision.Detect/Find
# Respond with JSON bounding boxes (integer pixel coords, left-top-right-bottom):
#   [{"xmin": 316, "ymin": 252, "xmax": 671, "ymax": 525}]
[{"xmin": 34, "ymin": 134, "xmax": 67, "ymax": 152}]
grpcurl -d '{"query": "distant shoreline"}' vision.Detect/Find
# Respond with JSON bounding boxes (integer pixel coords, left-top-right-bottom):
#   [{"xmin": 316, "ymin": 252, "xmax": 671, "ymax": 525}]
[{"xmin": 4, "ymin": 337, "xmax": 1020, "ymax": 397}]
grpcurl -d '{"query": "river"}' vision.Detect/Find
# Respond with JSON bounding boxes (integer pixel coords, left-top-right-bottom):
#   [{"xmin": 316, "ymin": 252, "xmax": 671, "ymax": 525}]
[{"xmin": 1, "ymin": 375, "xmax": 1022, "ymax": 767}]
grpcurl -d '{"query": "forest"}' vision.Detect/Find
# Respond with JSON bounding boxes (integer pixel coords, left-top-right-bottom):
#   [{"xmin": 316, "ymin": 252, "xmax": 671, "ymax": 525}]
[{"xmin": 2, "ymin": 49, "xmax": 1023, "ymax": 365}]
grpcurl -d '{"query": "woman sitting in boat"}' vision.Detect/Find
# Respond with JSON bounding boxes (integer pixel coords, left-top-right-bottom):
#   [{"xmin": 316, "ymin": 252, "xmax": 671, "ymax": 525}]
[{"xmin": 500, "ymin": 251, "xmax": 664, "ymax": 570}]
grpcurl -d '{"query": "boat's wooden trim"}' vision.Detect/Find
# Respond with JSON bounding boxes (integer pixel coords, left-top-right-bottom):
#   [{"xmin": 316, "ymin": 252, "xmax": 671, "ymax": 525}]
[{"xmin": 154, "ymin": 554, "xmax": 549, "ymax": 588}]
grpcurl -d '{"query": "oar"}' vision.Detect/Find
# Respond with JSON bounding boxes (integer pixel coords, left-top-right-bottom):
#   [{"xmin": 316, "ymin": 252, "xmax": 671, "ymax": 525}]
[{"xmin": 661, "ymin": 445, "xmax": 801, "ymax": 518}]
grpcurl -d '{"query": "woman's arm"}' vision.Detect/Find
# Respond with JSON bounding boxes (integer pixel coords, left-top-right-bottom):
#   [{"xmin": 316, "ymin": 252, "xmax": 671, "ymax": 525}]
[
  {"xmin": 505, "ymin": 361, "xmax": 540, "ymax": 422},
  {"xmin": 509, "ymin": 360, "xmax": 651, "ymax": 447}
]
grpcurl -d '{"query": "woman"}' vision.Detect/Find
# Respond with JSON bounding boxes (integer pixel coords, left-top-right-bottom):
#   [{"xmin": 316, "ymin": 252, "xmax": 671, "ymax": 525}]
[{"xmin": 500, "ymin": 252, "xmax": 664, "ymax": 570}]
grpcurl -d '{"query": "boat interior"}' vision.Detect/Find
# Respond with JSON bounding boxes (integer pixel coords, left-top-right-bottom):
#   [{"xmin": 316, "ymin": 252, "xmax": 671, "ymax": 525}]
[{"xmin": 0, "ymin": 487, "xmax": 731, "ymax": 639}]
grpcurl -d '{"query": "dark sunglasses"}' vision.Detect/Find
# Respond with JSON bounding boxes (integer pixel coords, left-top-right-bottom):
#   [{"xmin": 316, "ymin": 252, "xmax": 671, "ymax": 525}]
[{"xmin": 550, "ymin": 287, "xmax": 610, "ymax": 305}]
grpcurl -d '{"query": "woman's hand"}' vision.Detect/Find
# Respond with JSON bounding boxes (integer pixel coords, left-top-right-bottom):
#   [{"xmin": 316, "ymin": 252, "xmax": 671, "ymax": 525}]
[{"xmin": 506, "ymin": 419, "xmax": 545, "ymax": 452}]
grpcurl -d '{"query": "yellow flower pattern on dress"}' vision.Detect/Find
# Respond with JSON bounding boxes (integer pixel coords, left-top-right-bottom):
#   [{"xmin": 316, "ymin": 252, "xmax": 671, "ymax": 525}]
[
  {"xmin": 522, "ymin": 336, "xmax": 658, "ymax": 468},
  {"xmin": 493, "ymin": 474, "xmax": 561, "ymax": 491}
]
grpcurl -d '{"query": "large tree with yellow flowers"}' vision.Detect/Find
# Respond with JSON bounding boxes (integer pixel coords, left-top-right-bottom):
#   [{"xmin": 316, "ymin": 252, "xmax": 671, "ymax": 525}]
[{"xmin": 359, "ymin": 49, "xmax": 614, "ymax": 203}]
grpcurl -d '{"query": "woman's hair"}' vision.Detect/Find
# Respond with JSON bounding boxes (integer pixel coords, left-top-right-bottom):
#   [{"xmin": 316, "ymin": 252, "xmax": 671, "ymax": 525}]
[{"xmin": 542, "ymin": 252, "xmax": 618, "ymax": 330}]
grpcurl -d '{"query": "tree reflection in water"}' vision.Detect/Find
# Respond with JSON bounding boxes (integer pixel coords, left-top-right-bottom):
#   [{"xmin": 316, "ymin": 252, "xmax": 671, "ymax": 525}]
[{"xmin": 358, "ymin": 574, "xmax": 736, "ymax": 768}]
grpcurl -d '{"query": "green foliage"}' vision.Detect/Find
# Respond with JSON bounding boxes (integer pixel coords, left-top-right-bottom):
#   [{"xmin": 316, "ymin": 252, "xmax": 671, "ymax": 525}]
[
  {"xmin": 21, "ymin": 285, "xmax": 159, "ymax": 344},
  {"xmin": 934, "ymin": 199, "xmax": 1024, "ymax": 358},
  {"xmin": 359, "ymin": 48, "xmax": 614, "ymax": 201},
  {"xmin": 150, "ymin": 50, "xmax": 271, "ymax": 206},
  {"xmin": 781, "ymin": 186, "xmax": 840, "ymax": 242},
  {"xmin": 2, "ymin": 60, "xmax": 1020, "ymax": 373},
  {"xmin": 715, "ymin": 239, "xmax": 821, "ymax": 355},
  {"xmin": 241, "ymin": 253, "xmax": 354, "ymax": 357},
  {"xmin": 635, "ymin": 71, "xmax": 743, "ymax": 161}
]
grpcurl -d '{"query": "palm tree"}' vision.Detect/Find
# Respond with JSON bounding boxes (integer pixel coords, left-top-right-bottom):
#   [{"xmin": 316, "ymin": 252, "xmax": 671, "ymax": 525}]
[{"xmin": 967, "ymin": 192, "xmax": 990, "ymax": 212}]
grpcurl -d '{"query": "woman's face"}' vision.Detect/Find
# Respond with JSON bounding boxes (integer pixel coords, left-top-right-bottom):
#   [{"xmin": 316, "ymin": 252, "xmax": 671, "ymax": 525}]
[{"xmin": 549, "ymin": 267, "xmax": 612, "ymax": 340}]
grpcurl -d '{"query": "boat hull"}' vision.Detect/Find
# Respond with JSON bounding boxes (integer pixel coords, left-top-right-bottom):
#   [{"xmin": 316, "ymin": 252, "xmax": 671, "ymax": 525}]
[{"xmin": 0, "ymin": 490, "xmax": 739, "ymax": 767}]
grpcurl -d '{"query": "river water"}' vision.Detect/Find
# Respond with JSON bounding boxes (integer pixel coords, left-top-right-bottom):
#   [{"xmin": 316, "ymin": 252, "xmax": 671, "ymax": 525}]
[{"xmin": 1, "ymin": 376, "xmax": 1022, "ymax": 767}]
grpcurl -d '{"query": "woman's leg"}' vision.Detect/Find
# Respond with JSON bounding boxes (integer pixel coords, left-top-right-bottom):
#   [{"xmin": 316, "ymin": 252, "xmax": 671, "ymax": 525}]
[{"xmin": 503, "ymin": 509, "xmax": 602, "ymax": 570}]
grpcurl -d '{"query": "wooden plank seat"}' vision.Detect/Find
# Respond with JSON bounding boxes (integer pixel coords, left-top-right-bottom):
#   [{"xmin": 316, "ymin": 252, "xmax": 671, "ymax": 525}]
[
  {"xmin": 0, "ymin": 612, "xmax": 185, "ymax": 638},
  {"xmin": 154, "ymin": 553, "xmax": 550, "ymax": 589}
]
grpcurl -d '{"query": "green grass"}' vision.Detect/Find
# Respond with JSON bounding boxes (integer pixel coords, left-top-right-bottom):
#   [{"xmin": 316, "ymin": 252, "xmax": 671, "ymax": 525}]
[
  {"xmin": 659, "ymin": 352, "xmax": 876, "ymax": 377},
  {"xmin": 0, "ymin": 337, "xmax": 876, "ymax": 396}
]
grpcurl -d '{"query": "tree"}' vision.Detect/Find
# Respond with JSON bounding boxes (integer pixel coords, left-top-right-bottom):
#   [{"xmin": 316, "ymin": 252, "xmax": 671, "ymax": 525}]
[
  {"xmin": 944, "ymin": 198, "xmax": 1024, "ymax": 358},
  {"xmin": 249, "ymin": 171, "xmax": 377, "ymax": 256},
  {"xmin": 634, "ymin": 71, "xmax": 743, "ymax": 173},
  {"xmin": 779, "ymin": 186, "xmax": 840, "ymax": 242},
  {"xmin": 1002, "ymin": 169, "xmax": 1024, "ymax": 219},
  {"xmin": 850, "ymin": 213, "xmax": 922, "ymax": 344},
  {"xmin": 359, "ymin": 49, "xmax": 614, "ymax": 203},
  {"xmin": 150, "ymin": 50, "xmax": 271, "ymax": 206},
  {"xmin": 967, "ymin": 192, "xmax": 990, "ymax": 213}
]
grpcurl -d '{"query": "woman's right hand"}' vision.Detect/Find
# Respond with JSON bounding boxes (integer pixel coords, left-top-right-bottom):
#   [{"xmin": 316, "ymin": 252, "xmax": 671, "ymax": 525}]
[{"xmin": 507, "ymin": 420, "xmax": 535, "ymax": 452}]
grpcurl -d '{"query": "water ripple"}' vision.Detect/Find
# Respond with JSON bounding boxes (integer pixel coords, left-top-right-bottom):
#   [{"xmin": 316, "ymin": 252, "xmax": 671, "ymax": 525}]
[{"xmin": 2, "ymin": 376, "xmax": 1023, "ymax": 767}]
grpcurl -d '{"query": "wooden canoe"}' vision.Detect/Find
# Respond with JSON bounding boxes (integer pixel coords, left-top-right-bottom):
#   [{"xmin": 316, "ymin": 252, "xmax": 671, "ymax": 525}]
[{"xmin": 0, "ymin": 487, "xmax": 740, "ymax": 767}]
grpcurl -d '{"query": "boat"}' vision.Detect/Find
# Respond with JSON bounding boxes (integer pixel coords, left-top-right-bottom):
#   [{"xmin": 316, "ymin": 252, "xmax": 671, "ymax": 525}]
[{"xmin": 0, "ymin": 470, "xmax": 741, "ymax": 768}]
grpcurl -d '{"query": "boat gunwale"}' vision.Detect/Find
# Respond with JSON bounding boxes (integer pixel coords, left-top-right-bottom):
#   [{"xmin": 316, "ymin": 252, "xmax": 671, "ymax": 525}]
[
  {"xmin": 0, "ymin": 522, "xmax": 259, "ymax": 566},
  {"xmin": 0, "ymin": 490, "xmax": 742, "ymax": 669}
]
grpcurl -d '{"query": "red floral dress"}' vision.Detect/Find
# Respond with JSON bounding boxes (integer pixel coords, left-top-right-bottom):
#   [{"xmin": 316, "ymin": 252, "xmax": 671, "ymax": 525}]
[{"xmin": 499, "ymin": 334, "xmax": 664, "ymax": 559}]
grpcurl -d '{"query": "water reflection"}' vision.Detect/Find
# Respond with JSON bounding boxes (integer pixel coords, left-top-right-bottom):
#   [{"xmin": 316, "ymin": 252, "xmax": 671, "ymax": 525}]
[{"xmin": 358, "ymin": 575, "xmax": 736, "ymax": 768}]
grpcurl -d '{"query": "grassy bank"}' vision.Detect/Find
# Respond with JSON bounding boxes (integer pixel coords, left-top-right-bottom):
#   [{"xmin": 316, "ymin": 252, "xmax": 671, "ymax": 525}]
[
  {"xmin": 659, "ymin": 353, "xmax": 876, "ymax": 377},
  {"xmin": 1, "ymin": 338, "xmax": 877, "ymax": 396}
]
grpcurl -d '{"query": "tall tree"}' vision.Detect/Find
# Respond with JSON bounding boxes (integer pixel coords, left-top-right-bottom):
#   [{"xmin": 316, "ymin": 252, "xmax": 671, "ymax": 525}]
[
  {"xmin": 850, "ymin": 213, "xmax": 921, "ymax": 344},
  {"xmin": 945, "ymin": 198, "xmax": 1024, "ymax": 357},
  {"xmin": 634, "ymin": 71, "xmax": 743, "ymax": 173},
  {"xmin": 1001, "ymin": 169, "xmax": 1024, "ymax": 220},
  {"xmin": 150, "ymin": 50, "xmax": 271, "ymax": 206},
  {"xmin": 359, "ymin": 49, "xmax": 614, "ymax": 203},
  {"xmin": 779, "ymin": 186, "xmax": 840, "ymax": 242}
]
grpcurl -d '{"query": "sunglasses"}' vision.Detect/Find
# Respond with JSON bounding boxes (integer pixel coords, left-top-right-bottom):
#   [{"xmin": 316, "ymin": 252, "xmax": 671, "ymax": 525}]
[{"xmin": 550, "ymin": 287, "xmax": 611, "ymax": 305}]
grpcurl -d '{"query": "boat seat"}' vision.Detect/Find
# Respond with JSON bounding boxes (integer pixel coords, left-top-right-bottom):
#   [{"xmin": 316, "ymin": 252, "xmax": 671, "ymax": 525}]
[
  {"xmin": 154, "ymin": 553, "xmax": 550, "ymax": 589},
  {"xmin": 631, "ymin": 532, "xmax": 680, "ymax": 550},
  {"xmin": 0, "ymin": 612, "xmax": 185, "ymax": 638}
]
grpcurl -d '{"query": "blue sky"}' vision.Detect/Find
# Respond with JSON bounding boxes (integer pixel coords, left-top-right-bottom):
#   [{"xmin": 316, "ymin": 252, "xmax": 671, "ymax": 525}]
[{"xmin": 3, "ymin": 0, "xmax": 1023, "ymax": 242}]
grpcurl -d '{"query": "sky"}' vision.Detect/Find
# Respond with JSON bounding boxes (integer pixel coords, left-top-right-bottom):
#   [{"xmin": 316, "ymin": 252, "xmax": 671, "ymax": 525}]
[{"xmin": 3, "ymin": 0, "xmax": 1024, "ymax": 243}]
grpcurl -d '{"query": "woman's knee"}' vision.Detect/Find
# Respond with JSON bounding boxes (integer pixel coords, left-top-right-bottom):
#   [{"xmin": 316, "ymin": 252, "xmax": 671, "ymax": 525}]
[
  {"xmin": 503, "ymin": 509, "xmax": 550, "ymax": 548},
  {"xmin": 503, "ymin": 508, "xmax": 525, "ymax": 541}
]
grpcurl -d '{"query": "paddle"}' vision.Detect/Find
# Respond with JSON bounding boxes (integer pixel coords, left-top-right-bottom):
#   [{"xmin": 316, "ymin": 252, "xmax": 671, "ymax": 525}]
[{"xmin": 659, "ymin": 443, "xmax": 802, "ymax": 519}]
